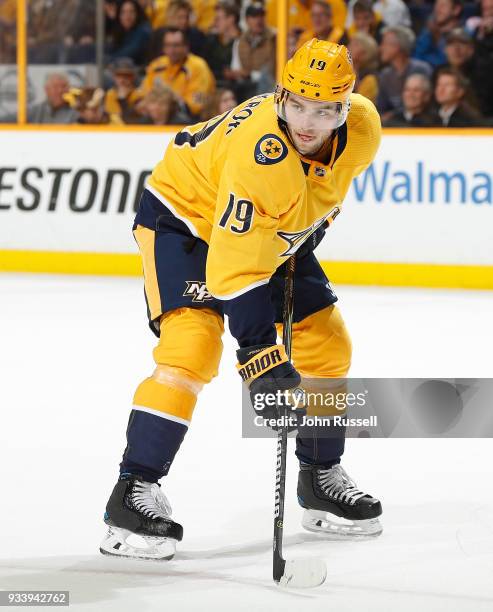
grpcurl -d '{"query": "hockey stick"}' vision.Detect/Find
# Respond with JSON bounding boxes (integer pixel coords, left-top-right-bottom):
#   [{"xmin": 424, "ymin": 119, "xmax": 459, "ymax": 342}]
[{"xmin": 273, "ymin": 256, "xmax": 327, "ymax": 588}]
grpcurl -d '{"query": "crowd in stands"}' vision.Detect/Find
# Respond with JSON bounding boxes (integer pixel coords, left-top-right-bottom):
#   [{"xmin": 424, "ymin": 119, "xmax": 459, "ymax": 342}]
[{"xmin": 2, "ymin": 0, "xmax": 493, "ymax": 127}]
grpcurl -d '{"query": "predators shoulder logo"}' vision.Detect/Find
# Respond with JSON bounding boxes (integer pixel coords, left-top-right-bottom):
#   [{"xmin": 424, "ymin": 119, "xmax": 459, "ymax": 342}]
[
  {"xmin": 254, "ymin": 134, "xmax": 288, "ymax": 165},
  {"xmin": 183, "ymin": 281, "xmax": 213, "ymax": 303},
  {"xmin": 277, "ymin": 208, "xmax": 340, "ymax": 256}
]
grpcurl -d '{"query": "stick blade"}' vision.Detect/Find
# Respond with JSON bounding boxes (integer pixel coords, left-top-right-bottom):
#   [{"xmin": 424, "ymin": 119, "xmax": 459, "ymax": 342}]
[{"xmin": 278, "ymin": 558, "xmax": 327, "ymax": 588}]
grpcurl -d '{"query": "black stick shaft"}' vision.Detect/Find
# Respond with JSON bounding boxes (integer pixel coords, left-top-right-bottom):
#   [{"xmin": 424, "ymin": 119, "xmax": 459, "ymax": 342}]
[{"xmin": 273, "ymin": 256, "xmax": 295, "ymax": 583}]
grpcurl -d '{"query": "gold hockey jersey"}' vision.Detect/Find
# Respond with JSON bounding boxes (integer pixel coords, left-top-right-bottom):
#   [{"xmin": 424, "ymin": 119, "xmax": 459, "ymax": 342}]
[{"xmin": 146, "ymin": 93, "xmax": 381, "ymax": 299}]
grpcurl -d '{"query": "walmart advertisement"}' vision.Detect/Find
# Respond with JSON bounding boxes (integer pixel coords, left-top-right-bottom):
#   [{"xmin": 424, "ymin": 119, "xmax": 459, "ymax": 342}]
[{"xmin": 1, "ymin": 129, "xmax": 492, "ymax": 278}]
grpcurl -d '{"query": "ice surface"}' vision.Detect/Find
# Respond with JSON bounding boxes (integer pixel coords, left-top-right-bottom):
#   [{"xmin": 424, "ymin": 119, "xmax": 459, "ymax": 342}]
[{"xmin": 1, "ymin": 274, "xmax": 492, "ymax": 611}]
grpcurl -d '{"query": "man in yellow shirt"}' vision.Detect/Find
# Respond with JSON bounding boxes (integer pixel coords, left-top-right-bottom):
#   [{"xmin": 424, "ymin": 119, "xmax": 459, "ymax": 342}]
[
  {"xmin": 101, "ymin": 39, "xmax": 383, "ymax": 561},
  {"xmin": 141, "ymin": 27, "xmax": 215, "ymax": 117}
]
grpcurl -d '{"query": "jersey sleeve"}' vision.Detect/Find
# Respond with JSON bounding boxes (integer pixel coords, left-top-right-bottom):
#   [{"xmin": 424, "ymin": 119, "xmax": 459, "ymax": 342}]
[
  {"xmin": 333, "ymin": 95, "xmax": 382, "ymax": 198},
  {"xmin": 206, "ymin": 159, "xmax": 281, "ymax": 300},
  {"xmin": 206, "ymin": 158, "xmax": 283, "ymax": 347},
  {"xmin": 355, "ymin": 96, "xmax": 382, "ymax": 174}
]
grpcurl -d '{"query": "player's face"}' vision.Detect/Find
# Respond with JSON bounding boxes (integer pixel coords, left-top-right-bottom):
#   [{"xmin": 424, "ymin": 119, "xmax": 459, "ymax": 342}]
[{"xmin": 283, "ymin": 93, "xmax": 342, "ymax": 156}]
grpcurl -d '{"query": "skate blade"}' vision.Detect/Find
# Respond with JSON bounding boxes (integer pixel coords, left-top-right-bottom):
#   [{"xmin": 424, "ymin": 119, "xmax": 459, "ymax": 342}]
[
  {"xmin": 100, "ymin": 526, "xmax": 177, "ymax": 561},
  {"xmin": 302, "ymin": 509, "xmax": 383, "ymax": 539}
]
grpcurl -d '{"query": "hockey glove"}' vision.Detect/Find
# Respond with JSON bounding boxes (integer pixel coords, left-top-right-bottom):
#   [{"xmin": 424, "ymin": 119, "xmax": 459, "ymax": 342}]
[{"xmin": 237, "ymin": 344, "xmax": 306, "ymax": 430}]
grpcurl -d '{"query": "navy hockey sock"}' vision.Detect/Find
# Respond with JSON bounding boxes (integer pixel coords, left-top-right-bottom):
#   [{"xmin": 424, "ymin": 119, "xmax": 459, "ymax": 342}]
[{"xmin": 119, "ymin": 409, "xmax": 188, "ymax": 482}]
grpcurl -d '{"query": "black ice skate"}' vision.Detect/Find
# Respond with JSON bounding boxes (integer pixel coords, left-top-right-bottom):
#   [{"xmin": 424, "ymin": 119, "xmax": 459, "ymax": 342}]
[
  {"xmin": 298, "ymin": 463, "xmax": 383, "ymax": 538},
  {"xmin": 100, "ymin": 474, "xmax": 183, "ymax": 560}
]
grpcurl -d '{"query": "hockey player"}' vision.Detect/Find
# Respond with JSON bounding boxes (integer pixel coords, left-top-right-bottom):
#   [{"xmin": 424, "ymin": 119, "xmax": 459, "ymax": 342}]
[{"xmin": 101, "ymin": 39, "xmax": 383, "ymax": 560}]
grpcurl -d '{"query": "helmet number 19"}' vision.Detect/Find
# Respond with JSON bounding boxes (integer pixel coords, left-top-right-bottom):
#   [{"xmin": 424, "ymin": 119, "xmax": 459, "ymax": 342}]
[{"xmin": 309, "ymin": 59, "xmax": 327, "ymax": 71}]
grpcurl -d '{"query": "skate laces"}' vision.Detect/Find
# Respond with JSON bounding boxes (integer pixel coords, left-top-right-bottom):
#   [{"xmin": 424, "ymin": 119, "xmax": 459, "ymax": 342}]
[
  {"xmin": 130, "ymin": 481, "xmax": 172, "ymax": 520},
  {"xmin": 317, "ymin": 465, "xmax": 367, "ymax": 505}
]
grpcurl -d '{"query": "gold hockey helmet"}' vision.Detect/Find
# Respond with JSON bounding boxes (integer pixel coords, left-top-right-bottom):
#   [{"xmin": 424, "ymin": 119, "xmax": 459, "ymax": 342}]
[{"xmin": 275, "ymin": 39, "xmax": 356, "ymax": 130}]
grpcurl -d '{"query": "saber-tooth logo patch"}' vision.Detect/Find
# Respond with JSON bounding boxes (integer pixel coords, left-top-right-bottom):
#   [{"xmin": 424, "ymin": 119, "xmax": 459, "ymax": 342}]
[
  {"xmin": 183, "ymin": 281, "xmax": 213, "ymax": 302},
  {"xmin": 277, "ymin": 207, "xmax": 340, "ymax": 256}
]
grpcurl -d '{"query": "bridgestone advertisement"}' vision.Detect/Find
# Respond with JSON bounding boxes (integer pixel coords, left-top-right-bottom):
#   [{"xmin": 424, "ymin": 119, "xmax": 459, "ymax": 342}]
[{"xmin": 1, "ymin": 130, "xmax": 492, "ymax": 265}]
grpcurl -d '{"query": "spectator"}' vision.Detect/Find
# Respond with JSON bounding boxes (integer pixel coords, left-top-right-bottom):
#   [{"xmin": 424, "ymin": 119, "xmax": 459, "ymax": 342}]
[
  {"xmin": 65, "ymin": 87, "xmax": 124, "ymax": 124},
  {"xmin": 327, "ymin": 0, "xmax": 348, "ymax": 32},
  {"xmin": 265, "ymin": 0, "xmax": 313, "ymax": 35},
  {"xmin": 413, "ymin": 0, "xmax": 463, "ymax": 67},
  {"xmin": 137, "ymin": 0, "xmax": 168, "ymax": 29},
  {"xmin": 444, "ymin": 26, "xmax": 475, "ymax": 69},
  {"xmin": 466, "ymin": 0, "xmax": 493, "ymax": 44},
  {"xmin": 190, "ymin": 0, "xmax": 218, "ymax": 32},
  {"xmin": 297, "ymin": 0, "xmax": 347, "ymax": 49},
  {"xmin": 64, "ymin": 3, "xmax": 97, "ymax": 64},
  {"xmin": 141, "ymin": 85, "xmax": 192, "ymax": 124},
  {"xmin": 465, "ymin": 0, "xmax": 493, "ymax": 115},
  {"xmin": 347, "ymin": 0, "xmax": 384, "ymax": 43},
  {"xmin": 202, "ymin": 86, "xmax": 238, "ymax": 119},
  {"xmin": 28, "ymin": 0, "xmax": 79, "ymax": 63},
  {"xmin": 228, "ymin": 2, "xmax": 276, "ymax": 99},
  {"xmin": 28, "ymin": 73, "xmax": 78, "ymax": 124},
  {"xmin": 142, "ymin": 27, "xmax": 215, "ymax": 117},
  {"xmin": 266, "ymin": 0, "xmax": 347, "ymax": 35},
  {"xmin": 434, "ymin": 67, "xmax": 482, "ymax": 126},
  {"xmin": 441, "ymin": 28, "xmax": 487, "ymax": 112},
  {"xmin": 346, "ymin": 0, "xmax": 411, "ymax": 28},
  {"xmin": 378, "ymin": 26, "xmax": 433, "ymax": 116},
  {"xmin": 166, "ymin": 0, "xmax": 206, "ymax": 56},
  {"xmin": 373, "ymin": 0, "xmax": 411, "ymax": 28},
  {"xmin": 383, "ymin": 73, "xmax": 437, "ymax": 126},
  {"xmin": 107, "ymin": 0, "xmax": 152, "ymax": 66},
  {"xmin": 348, "ymin": 32, "xmax": 379, "ymax": 104},
  {"xmin": 201, "ymin": 1, "xmax": 241, "ymax": 83},
  {"xmin": 146, "ymin": 0, "xmax": 207, "ymax": 60},
  {"xmin": 215, "ymin": 87, "xmax": 238, "ymax": 113},
  {"xmin": 105, "ymin": 0, "xmax": 120, "ymax": 41},
  {"xmin": 105, "ymin": 58, "xmax": 145, "ymax": 124},
  {"xmin": 0, "ymin": 0, "xmax": 16, "ymax": 63}
]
